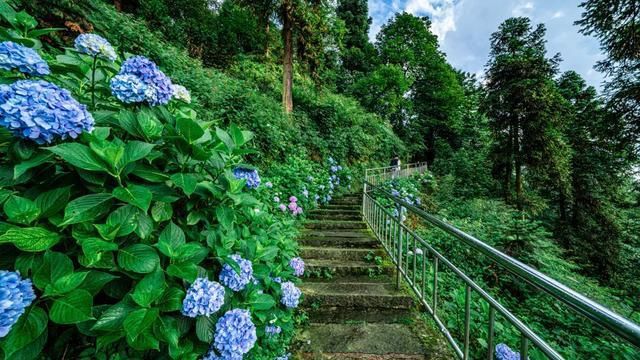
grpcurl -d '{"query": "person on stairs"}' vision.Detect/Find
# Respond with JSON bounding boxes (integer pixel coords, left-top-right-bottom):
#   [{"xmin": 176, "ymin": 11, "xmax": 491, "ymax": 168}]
[{"xmin": 390, "ymin": 154, "xmax": 401, "ymax": 179}]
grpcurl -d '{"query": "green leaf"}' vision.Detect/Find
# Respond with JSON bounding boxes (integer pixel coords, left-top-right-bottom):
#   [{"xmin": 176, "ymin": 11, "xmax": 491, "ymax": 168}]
[
  {"xmin": 158, "ymin": 287, "xmax": 185, "ymax": 312},
  {"xmin": 33, "ymin": 251, "xmax": 73, "ymax": 289},
  {"xmin": 44, "ymin": 271, "xmax": 88, "ymax": 296},
  {"xmin": 92, "ymin": 300, "xmax": 136, "ymax": 332},
  {"xmin": 174, "ymin": 243, "xmax": 208, "ymax": 264},
  {"xmin": 3, "ymin": 195, "xmax": 39, "ymax": 224},
  {"xmin": 49, "ymin": 289, "xmax": 94, "ymax": 324},
  {"xmin": 61, "ymin": 193, "xmax": 112, "ymax": 226},
  {"xmin": 166, "ymin": 263, "xmax": 198, "ymax": 282},
  {"xmin": 151, "ymin": 202, "xmax": 173, "ymax": 223},
  {"xmin": 176, "ymin": 117, "xmax": 204, "ymax": 143},
  {"xmin": 215, "ymin": 206, "xmax": 234, "ymax": 230},
  {"xmin": 135, "ymin": 212, "xmax": 153, "ymax": 240},
  {"xmin": 118, "ymin": 244, "xmax": 159, "ymax": 273},
  {"xmin": 215, "ymin": 127, "xmax": 235, "ymax": 152},
  {"xmin": 46, "ymin": 143, "xmax": 108, "ymax": 172},
  {"xmin": 247, "ymin": 293, "xmax": 276, "ymax": 310},
  {"xmin": 132, "ymin": 269, "xmax": 166, "ymax": 308},
  {"xmin": 195, "ymin": 316, "xmax": 214, "ymax": 343},
  {"xmin": 170, "ymin": 173, "xmax": 198, "ymax": 196},
  {"xmin": 136, "ymin": 110, "xmax": 163, "ymax": 139},
  {"xmin": 113, "ymin": 185, "xmax": 152, "ymax": 212},
  {"xmin": 119, "ymin": 141, "xmax": 155, "ymax": 167},
  {"xmin": 0, "ymin": 227, "xmax": 60, "ymax": 252},
  {"xmin": 80, "ymin": 271, "xmax": 118, "ymax": 296},
  {"xmin": 13, "ymin": 153, "xmax": 53, "ymax": 179},
  {"xmin": 35, "ymin": 186, "xmax": 70, "ymax": 218},
  {"xmin": 124, "ymin": 308, "xmax": 159, "ymax": 344},
  {"xmin": 156, "ymin": 222, "xmax": 185, "ymax": 258},
  {"xmin": 0, "ymin": 307, "xmax": 47, "ymax": 359}
]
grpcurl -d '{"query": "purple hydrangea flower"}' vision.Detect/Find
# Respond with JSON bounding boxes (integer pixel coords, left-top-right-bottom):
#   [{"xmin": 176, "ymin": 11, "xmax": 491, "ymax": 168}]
[
  {"xmin": 213, "ymin": 309, "xmax": 257, "ymax": 359},
  {"xmin": 495, "ymin": 343, "xmax": 526, "ymax": 360},
  {"xmin": 289, "ymin": 257, "xmax": 305, "ymax": 277},
  {"xmin": 265, "ymin": 325, "xmax": 281, "ymax": 336},
  {"xmin": 292, "ymin": 206, "xmax": 303, "ymax": 216},
  {"xmin": 288, "ymin": 202, "xmax": 298, "ymax": 212},
  {"xmin": 0, "ymin": 80, "xmax": 94, "ymax": 144},
  {"xmin": 279, "ymin": 204, "xmax": 287, "ymax": 212},
  {"xmin": 110, "ymin": 74, "xmax": 148, "ymax": 103},
  {"xmin": 232, "ymin": 167, "xmax": 261, "ymax": 189},
  {"xmin": 74, "ymin": 34, "xmax": 116, "ymax": 61},
  {"xmin": 289, "ymin": 196, "xmax": 297, "ymax": 203},
  {"xmin": 0, "ymin": 271, "xmax": 35, "ymax": 337},
  {"xmin": 219, "ymin": 254, "xmax": 253, "ymax": 292},
  {"xmin": 116, "ymin": 55, "xmax": 173, "ymax": 106},
  {"xmin": 0, "ymin": 41, "xmax": 49, "ymax": 76},
  {"xmin": 181, "ymin": 278, "xmax": 225, "ymax": 318},
  {"xmin": 280, "ymin": 281, "xmax": 301, "ymax": 308}
]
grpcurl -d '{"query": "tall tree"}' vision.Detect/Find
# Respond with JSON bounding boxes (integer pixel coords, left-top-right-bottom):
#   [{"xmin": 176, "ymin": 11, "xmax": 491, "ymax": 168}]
[
  {"xmin": 484, "ymin": 17, "xmax": 571, "ymax": 210},
  {"xmin": 577, "ymin": 0, "xmax": 640, "ymax": 140},
  {"xmin": 336, "ymin": 0, "xmax": 377, "ymax": 88}
]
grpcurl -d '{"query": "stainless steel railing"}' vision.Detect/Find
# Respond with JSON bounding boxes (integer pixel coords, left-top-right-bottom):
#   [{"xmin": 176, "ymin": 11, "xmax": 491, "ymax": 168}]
[{"xmin": 364, "ymin": 162, "xmax": 428, "ymax": 186}]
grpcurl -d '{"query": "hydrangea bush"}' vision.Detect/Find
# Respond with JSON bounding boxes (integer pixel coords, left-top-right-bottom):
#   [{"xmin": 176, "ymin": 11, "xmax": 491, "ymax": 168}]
[{"xmin": 0, "ymin": 7, "xmax": 303, "ymax": 359}]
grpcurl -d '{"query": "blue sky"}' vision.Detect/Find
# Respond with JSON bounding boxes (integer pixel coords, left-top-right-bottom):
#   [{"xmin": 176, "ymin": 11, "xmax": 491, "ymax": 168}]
[{"xmin": 368, "ymin": 0, "xmax": 605, "ymax": 89}]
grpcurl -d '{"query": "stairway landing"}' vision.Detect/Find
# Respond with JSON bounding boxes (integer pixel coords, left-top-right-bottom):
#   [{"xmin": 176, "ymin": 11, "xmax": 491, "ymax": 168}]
[{"xmin": 296, "ymin": 195, "xmax": 451, "ymax": 359}]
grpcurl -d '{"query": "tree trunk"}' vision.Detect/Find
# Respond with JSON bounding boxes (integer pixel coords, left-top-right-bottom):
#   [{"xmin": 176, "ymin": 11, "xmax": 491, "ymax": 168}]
[
  {"xmin": 281, "ymin": 0, "xmax": 294, "ymax": 113},
  {"xmin": 264, "ymin": 20, "xmax": 270, "ymax": 57},
  {"xmin": 114, "ymin": 0, "xmax": 122, "ymax": 11},
  {"xmin": 514, "ymin": 120, "xmax": 523, "ymax": 210}
]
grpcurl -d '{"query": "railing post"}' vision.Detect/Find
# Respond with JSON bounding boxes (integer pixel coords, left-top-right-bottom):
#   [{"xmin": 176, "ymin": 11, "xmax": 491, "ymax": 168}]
[{"xmin": 396, "ymin": 203, "xmax": 403, "ymax": 290}]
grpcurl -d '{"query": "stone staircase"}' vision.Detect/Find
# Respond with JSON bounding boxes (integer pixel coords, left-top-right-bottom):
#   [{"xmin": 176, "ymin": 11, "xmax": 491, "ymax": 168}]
[{"xmin": 296, "ymin": 195, "xmax": 448, "ymax": 359}]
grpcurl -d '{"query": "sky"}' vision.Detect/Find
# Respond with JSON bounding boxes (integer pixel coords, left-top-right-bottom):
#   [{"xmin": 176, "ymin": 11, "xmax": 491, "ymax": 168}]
[{"xmin": 367, "ymin": 0, "xmax": 605, "ymax": 89}]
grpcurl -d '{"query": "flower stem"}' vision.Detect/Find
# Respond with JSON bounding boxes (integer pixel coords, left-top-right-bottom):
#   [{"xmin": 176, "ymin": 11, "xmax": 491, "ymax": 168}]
[{"xmin": 90, "ymin": 55, "xmax": 98, "ymax": 110}]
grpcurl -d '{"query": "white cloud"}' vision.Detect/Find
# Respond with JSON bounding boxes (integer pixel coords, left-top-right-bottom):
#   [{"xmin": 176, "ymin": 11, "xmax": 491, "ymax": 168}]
[
  {"xmin": 512, "ymin": 1, "xmax": 534, "ymax": 16},
  {"xmin": 404, "ymin": 0, "xmax": 459, "ymax": 41},
  {"xmin": 552, "ymin": 10, "xmax": 565, "ymax": 19}
]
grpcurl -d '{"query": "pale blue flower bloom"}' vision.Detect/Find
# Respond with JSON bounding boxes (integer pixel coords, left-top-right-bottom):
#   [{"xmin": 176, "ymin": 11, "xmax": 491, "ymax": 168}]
[
  {"xmin": 289, "ymin": 257, "xmax": 305, "ymax": 277},
  {"xmin": 213, "ymin": 309, "xmax": 256, "ymax": 359},
  {"xmin": 0, "ymin": 41, "xmax": 49, "ymax": 76},
  {"xmin": 181, "ymin": 278, "xmax": 225, "ymax": 318},
  {"xmin": 232, "ymin": 167, "xmax": 261, "ymax": 189},
  {"xmin": 219, "ymin": 254, "xmax": 253, "ymax": 292},
  {"xmin": 74, "ymin": 34, "xmax": 116, "ymax": 61},
  {"xmin": 280, "ymin": 281, "xmax": 301, "ymax": 308},
  {"xmin": 0, "ymin": 271, "xmax": 35, "ymax": 337},
  {"xmin": 110, "ymin": 74, "xmax": 148, "ymax": 103}
]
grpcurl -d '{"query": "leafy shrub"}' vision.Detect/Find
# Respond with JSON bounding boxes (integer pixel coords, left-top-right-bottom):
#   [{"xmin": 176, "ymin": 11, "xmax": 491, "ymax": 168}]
[{"xmin": 0, "ymin": 6, "xmax": 305, "ymax": 359}]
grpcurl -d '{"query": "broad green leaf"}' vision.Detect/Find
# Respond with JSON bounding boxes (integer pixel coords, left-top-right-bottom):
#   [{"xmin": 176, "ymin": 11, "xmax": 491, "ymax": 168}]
[
  {"xmin": 113, "ymin": 185, "xmax": 152, "ymax": 212},
  {"xmin": 49, "ymin": 289, "xmax": 94, "ymax": 324},
  {"xmin": 156, "ymin": 222, "xmax": 185, "ymax": 258},
  {"xmin": 89, "ymin": 140, "xmax": 124, "ymax": 171},
  {"xmin": 124, "ymin": 308, "xmax": 159, "ymax": 343},
  {"xmin": 0, "ymin": 307, "xmax": 47, "ymax": 358},
  {"xmin": 170, "ymin": 173, "xmax": 198, "ymax": 196},
  {"xmin": 131, "ymin": 164, "xmax": 169, "ymax": 183},
  {"xmin": 195, "ymin": 316, "xmax": 214, "ymax": 343},
  {"xmin": 33, "ymin": 251, "xmax": 73, "ymax": 289},
  {"xmin": 46, "ymin": 143, "xmax": 108, "ymax": 172},
  {"xmin": 158, "ymin": 287, "xmax": 185, "ymax": 312},
  {"xmin": 105, "ymin": 205, "xmax": 139, "ymax": 238},
  {"xmin": 215, "ymin": 127, "xmax": 235, "ymax": 152},
  {"xmin": 118, "ymin": 244, "xmax": 159, "ymax": 273},
  {"xmin": 61, "ymin": 193, "xmax": 112, "ymax": 226},
  {"xmin": 215, "ymin": 206, "xmax": 234, "ymax": 230},
  {"xmin": 80, "ymin": 271, "xmax": 118, "ymax": 295},
  {"xmin": 166, "ymin": 263, "xmax": 198, "ymax": 282},
  {"xmin": 0, "ymin": 227, "xmax": 60, "ymax": 252},
  {"xmin": 132, "ymin": 269, "xmax": 166, "ymax": 308},
  {"xmin": 120, "ymin": 141, "xmax": 155, "ymax": 167},
  {"xmin": 13, "ymin": 153, "xmax": 53, "ymax": 179},
  {"xmin": 3, "ymin": 195, "xmax": 39, "ymax": 224},
  {"xmin": 174, "ymin": 243, "xmax": 208, "ymax": 264},
  {"xmin": 135, "ymin": 212, "xmax": 153, "ymax": 240},
  {"xmin": 176, "ymin": 117, "xmax": 204, "ymax": 143},
  {"xmin": 35, "ymin": 186, "xmax": 70, "ymax": 218},
  {"xmin": 44, "ymin": 271, "xmax": 88, "ymax": 296},
  {"xmin": 151, "ymin": 202, "xmax": 173, "ymax": 222},
  {"xmin": 247, "ymin": 293, "xmax": 276, "ymax": 310},
  {"xmin": 136, "ymin": 110, "xmax": 163, "ymax": 139},
  {"xmin": 92, "ymin": 300, "xmax": 136, "ymax": 332}
]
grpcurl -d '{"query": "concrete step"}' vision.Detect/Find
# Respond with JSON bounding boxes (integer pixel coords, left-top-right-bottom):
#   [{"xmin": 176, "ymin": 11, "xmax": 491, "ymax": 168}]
[
  {"xmin": 301, "ymin": 247, "xmax": 384, "ymax": 261},
  {"xmin": 301, "ymin": 230, "xmax": 371, "ymax": 238},
  {"xmin": 301, "ymin": 282, "xmax": 413, "ymax": 309},
  {"xmin": 310, "ymin": 208, "xmax": 361, "ymax": 214},
  {"xmin": 306, "ymin": 259, "xmax": 392, "ymax": 277},
  {"xmin": 298, "ymin": 323, "xmax": 427, "ymax": 357},
  {"xmin": 305, "ymin": 221, "xmax": 367, "ymax": 230},
  {"xmin": 306, "ymin": 307, "xmax": 414, "ymax": 324},
  {"xmin": 308, "ymin": 213, "xmax": 362, "ymax": 221},
  {"xmin": 331, "ymin": 198, "xmax": 361, "ymax": 205},
  {"xmin": 324, "ymin": 204, "xmax": 361, "ymax": 210},
  {"xmin": 299, "ymin": 236, "xmax": 379, "ymax": 249}
]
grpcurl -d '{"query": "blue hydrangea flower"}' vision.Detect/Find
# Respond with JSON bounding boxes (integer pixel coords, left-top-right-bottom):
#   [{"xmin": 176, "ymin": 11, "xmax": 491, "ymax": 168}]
[
  {"xmin": 232, "ymin": 167, "xmax": 261, "ymax": 189},
  {"xmin": 181, "ymin": 278, "xmax": 225, "ymax": 318},
  {"xmin": 110, "ymin": 74, "xmax": 148, "ymax": 103},
  {"xmin": 274, "ymin": 196, "xmax": 280, "ymax": 203},
  {"xmin": 0, "ymin": 80, "xmax": 94, "ymax": 144},
  {"xmin": 172, "ymin": 84, "xmax": 191, "ymax": 103},
  {"xmin": 271, "ymin": 277, "xmax": 282, "ymax": 284},
  {"xmin": 495, "ymin": 343, "xmax": 526, "ymax": 360},
  {"xmin": 0, "ymin": 41, "xmax": 49, "ymax": 76},
  {"xmin": 330, "ymin": 165, "xmax": 338, "ymax": 173},
  {"xmin": 0, "ymin": 271, "xmax": 35, "ymax": 337},
  {"xmin": 276, "ymin": 354, "xmax": 290, "ymax": 360},
  {"xmin": 117, "ymin": 55, "xmax": 173, "ymax": 106},
  {"xmin": 302, "ymin": 189, "xmax": 309, "ymax": 198},
  {"xmin": 391, "ymin": 189, "xmax": 400, "ymax": 197},
  {"xmin": 219, "ymin": 254, "xmax": 253, "ymax": 292},
  {"xmin": 213, "ymin": 309, "xmax": 257, "ymax": 359},
  {"xmin": 280, "ymin": 281, "xmax": 301, "ymax": 309},
  {"xmin": 265, "ymin": 325, "xmax": 281, "ymax": 336},
  {"xmin": 265, "ymin": 181, "xmax": 273, "ymax": 188},
  {"xmin": 74, "ymin": 34, "xmax": 116, "ymax": 61},
  {"xmin": 289, "ymin": 257, "xmax": 305, "ymax": 277}
]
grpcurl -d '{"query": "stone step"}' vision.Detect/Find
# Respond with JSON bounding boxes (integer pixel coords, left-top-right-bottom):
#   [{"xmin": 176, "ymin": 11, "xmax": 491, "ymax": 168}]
[
  {"xmin": 306, "ymin": 259, "xmax": 392, "ymax": 277},
  {"xmin": 298, "ymin": 323, "xmax": 427, "ymax": 357},
  {"xmin": 331, "ymin": 198, "xmax": 361, "ymax": 205},
  {"xmin": 310, "ymin": 208, "xmax": 361, "ymax": 214},
  {"xmin": 301, "ymin": 247, "xmax": 384, "ymax": 261},
  {"xmin": 301, "ymin": 230, "xmax": 371, "ymax": 238},
  {"xmin": 299, "ymin": 236, "xmax": 379, "ymax": 249},
  {"xmin": 308, "ymin": 213, "xmax": 362, "ymax": 221},
  {"xmin": 306, "ymin": 307, "xmax": 414, "ymax": 324},
  {"xmin": 301, "ymin": 282, "xmax": 413, "ymax": 309},
  {"xmin": 305, "ymin": 221, "xmax": 367, "ymax": 230},
  {"xmin": 324, "ymin": 204, "xmax": 361, "ymax": 210},
  {"xmin": 304, "ymin": 275, "xmax": 394, "ymax": 283}
]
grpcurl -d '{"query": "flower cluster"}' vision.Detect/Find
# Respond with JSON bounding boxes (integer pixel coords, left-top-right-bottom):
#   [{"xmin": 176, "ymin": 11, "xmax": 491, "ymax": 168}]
[
  {"xmin": 287, "ymin": 196, "xmax": 303, "ymax": 216},
  {"xmin": 172, "ymin": 84, "xmax": 191, "ymax": 103},
  {"xmin": 220, "ymin": 254, "xmax": 254, "ymax": 292},
  {"xmin": 0, "ymin": 271, "xmax": 35, "ymax": 337},
  {"xmin": 111, "ymin": 55, "xmax": 173, "ymax": 106},
  {"xmin": 280, "ymin": 281, "xmax": 301, "ymax": 309},
  {"xmin": 289, "ymin": 257, "xmax": 305, "ymax": 277},
  {"xmin": 265, "ymin": 325, "xmax": 281, "ymax": 336},
  {"xmin": 495, "ymin": 343, "xmax": 527, "ymax": 360},
  {"xmin": 210, "ymin": 309, "xmax": 257, "ymax": 359},
  {"xmin": 233, "ymin": 167, "xmax": 261, "ymax": 189},
  {"xmin": 0, "ymin": 80, "xmax": 94, "ymax": 143},
  {"xmin": 181, "ymin": 278, "xmax": 225, "ymax": 318},
  {"xmin": 74, "ymin": 33, "xmax": 117, "ymax": 61},
  {"xmin": 0, "ymin": 41, "xmax": 49, "ymax": 76}
]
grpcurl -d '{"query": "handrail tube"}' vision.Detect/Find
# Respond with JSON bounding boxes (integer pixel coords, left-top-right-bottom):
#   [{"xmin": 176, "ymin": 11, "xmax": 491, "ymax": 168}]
[
  {"xmin": 364, "ymin": 181, "xmax": 640, "ymax": 349},
  {"xmin": 365, "ymin": 161, "xmax": 428, "ymax": 173},
  {"xmin": 364, "ymin": 193, "xmax": 564, "ymax": 359}
]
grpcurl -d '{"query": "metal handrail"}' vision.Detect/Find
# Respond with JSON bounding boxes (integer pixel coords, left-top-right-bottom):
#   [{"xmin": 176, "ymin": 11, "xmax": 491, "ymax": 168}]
[
  {"xmin": 362, "ymin": 180, "xmax": 640, "ymax": 359},
  {"xmin": 364, "ymin": 162, "xmax": 428, "ymax": 186}
]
